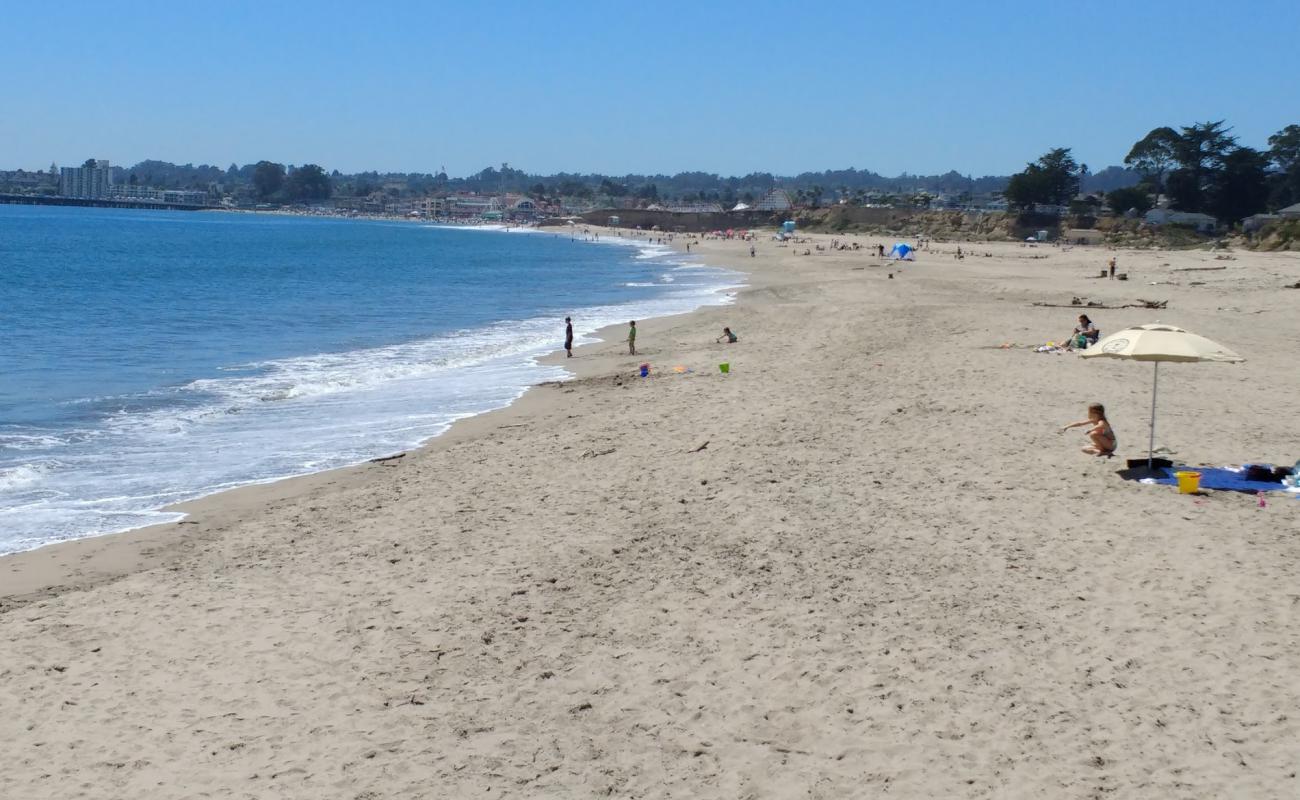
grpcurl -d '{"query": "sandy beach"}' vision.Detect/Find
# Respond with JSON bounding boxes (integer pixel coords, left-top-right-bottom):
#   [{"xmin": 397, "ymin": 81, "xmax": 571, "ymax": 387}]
[{"xmin": 2, "ymin": 231, "xmax": 1298, "ymax": 798}]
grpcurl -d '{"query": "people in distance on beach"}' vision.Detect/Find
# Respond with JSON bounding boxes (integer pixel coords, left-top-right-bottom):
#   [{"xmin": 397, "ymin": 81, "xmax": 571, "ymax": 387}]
[
  {"xmin": 1067, "ymin": 314, "xmax": 1100, "ymax": 349},
  {"xmin": 564, "ymin": 316, "xmax": 574, "ymax": 358},
  {"xmin": 1108, "ymin": 256, "xmax": 1117, "ymax": 279},
  {"xmin": 627, "ymin": 320, "xmax": 637, "ymax": 355},
  {"xmin": 715, "ymin": 327, "xmax": 738, "ymax": 344},
  {"xmin": 1062, "ymin": 402, "xmax": 1117, "ymax": 456}
]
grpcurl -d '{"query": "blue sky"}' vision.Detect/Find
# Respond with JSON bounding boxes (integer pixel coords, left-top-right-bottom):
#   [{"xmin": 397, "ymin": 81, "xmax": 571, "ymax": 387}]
[{"xmin": 2, "ymin": 0, "xmax": 1296, "ymax": 177}]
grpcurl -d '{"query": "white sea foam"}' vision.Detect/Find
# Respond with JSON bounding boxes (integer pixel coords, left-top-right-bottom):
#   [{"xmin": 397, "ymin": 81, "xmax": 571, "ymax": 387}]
[{"xmin": 0, "ymin": 464, "xmax": 48, "ymax": 492}]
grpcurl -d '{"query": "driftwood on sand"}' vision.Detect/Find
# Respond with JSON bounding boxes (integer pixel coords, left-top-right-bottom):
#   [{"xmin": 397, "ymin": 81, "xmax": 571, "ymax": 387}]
[{"xmin": 1031, "ymin": 299, "xmax": 1168, "ymax": 310}]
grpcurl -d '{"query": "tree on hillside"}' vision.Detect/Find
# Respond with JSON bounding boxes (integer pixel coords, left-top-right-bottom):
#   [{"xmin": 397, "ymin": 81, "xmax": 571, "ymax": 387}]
[
  {"xmin": 1082, "ymin": 165, "xmax": 1141, "ymax": 193},
  {"xmin": 1163, "ymin": 120, "xmax": 1236, "ymax": 213},
  {"xmin": 1207, "ymin": 147, "xmax": 1269, "ymax": 223},
  {"xmin": 1003, "ymin": 147, "xmax": 1081, "ymax": 210},
  {"xmin": 1124, "ymin": 127, "xmax": 1179, "ymax": 198},
  {"xmin": 1106, "ymin": 185, "xmax": 1153, "ymax": 215},
  {"xmin": 1125, "ymin": 120, "xmax": 1278, "ymax": 220},
  {"xmin": 1267, "ymin": 124, "xmax": 1300, "ymax": 210},
  {"xmin": 252, "ymin": 161, "xmax": 286, "ymax": 199},
  {"xmin": 599, "ymin": 178, "xmax": 627, "ymax": 197},
  {"xmin": 285, "ymin": 164, "xmax": 332, "ymax": 202}
]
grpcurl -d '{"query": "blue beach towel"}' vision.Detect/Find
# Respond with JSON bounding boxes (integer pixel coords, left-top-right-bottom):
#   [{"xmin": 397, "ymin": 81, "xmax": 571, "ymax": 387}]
[{"xmin": 1150, "ymin": 467, "xmax": 1294, "ymax": 494}]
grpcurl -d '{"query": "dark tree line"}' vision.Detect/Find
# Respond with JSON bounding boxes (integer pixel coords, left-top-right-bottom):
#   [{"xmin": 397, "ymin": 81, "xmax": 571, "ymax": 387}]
[
  {"xmin": 80, "ymin": 155, "xmax": 1144, "ymax": 207},
  {"xmin": 250, "ymin": 161, "xmax": 332, "ymax": 202},
  {"xmin": 1003, "ymin": 121, "xmax": 1296, "ymax": 223},
  {"xmin": 1124, "ymin": 121, "xmax": 1296, "ymax": 220},
  {"xmin": 1002, "ymin": 148, "xmax": 1084, "ymax": 210},
  {"xmin": 97, "ymin": 159, "xmax": 1071, "ymax": 205}
]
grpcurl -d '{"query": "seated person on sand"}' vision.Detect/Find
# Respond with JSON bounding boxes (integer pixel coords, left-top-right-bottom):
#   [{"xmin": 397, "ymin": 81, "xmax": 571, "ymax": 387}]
[
  {"xmin": 1066, "ymin": 314, "xmax": 1100, "ymax": 349},
  {"xmin": 715, "ymin": 326, "xmax": 738, "ymax": 344},
  {"xmin": 1062, "ymin": 402, "xmax": 1117, "ymax": 456}
]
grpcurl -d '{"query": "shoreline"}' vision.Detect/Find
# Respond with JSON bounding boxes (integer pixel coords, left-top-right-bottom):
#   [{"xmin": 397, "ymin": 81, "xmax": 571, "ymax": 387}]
[{"xmin": 0, "ymin": 228, "xmax": 748, "ymax": 609}]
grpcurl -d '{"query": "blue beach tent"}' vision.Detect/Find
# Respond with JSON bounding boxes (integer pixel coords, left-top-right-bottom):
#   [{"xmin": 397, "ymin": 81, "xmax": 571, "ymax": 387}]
[{"xmin": 889, "ymin": 243, "xmax": 915, "ymax": 261}]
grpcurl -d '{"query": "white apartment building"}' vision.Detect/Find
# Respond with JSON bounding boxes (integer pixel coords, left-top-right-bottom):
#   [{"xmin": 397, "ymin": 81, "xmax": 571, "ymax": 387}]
[{"xmin": 59, "ymin": 160, "xmax": 114, "ymax": 198}]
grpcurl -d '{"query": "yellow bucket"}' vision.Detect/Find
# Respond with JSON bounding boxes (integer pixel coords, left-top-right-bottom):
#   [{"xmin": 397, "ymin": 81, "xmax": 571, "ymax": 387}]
[{"xmin": 1174, "ymin": 471, "xmax": 1201, "ymax": 494}]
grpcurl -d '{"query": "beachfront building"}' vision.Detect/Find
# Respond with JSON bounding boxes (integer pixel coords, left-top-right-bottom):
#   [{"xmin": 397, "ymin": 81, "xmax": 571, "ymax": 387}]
[
  {"xmin": 504, "ymin": 195, "xmax": 539, "ymax": 221},
  {"xmin": 427, "ymin": 193, "xmax": 503, "ymax": 220},
  {"xmin": 110, "ymin": 186, "xmax": 209, "ymax": 205},
  {"xmin": 59, "ymin": 160, "xmax": 114, "ymax": 199},
  {"xmin": 754, "ymin": 189, "xmax": 794, "ymax": 211},
  {"xmin": 1144, "ymin": 208, "xmax": 1218, "ymax": 233},
  {"xmin": 416, "ymin": 197, "xmax": 446, "ymax": 217}
]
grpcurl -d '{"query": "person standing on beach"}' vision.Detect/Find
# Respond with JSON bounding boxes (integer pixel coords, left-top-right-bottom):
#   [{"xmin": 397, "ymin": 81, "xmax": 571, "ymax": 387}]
[
  {"xmin": 564, "ymin": 316, "xmax": 574, "ymax": 358},
  {"xmin": 1109, "ymin": 256, "xmax": 1117, "ymax": 279},
  {"xmin": 627, "ymin": 321, "xmax": 637, "ymax": 355}
]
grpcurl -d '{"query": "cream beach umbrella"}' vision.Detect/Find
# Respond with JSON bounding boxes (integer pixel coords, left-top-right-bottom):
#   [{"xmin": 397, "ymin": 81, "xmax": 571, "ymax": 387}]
[{"xmin": 1080, "ymin": 324, "xmax": 1244, "ymax": 467}]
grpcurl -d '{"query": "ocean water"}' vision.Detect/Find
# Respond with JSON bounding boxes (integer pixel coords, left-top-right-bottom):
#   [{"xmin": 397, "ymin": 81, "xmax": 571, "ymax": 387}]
[{"xmin": 0, "ymin": 205, "xmax": 741, "ymax": 553}]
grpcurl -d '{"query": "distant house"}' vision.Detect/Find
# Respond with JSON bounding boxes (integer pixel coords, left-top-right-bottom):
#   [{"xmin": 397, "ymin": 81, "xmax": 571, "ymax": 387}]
[
  {"xmin": 1278, "ymin": 202, "xmax": 1300, "ymax": 219},
  {"xmin": 1241, "ymin": 213, "xmax": 1279, "ymax": 232},
  {"xmin": 1144, "ymin": 208, "xmax": 1217, "ymax": 233},
  {"xmin": 754, "ymin": 189, "xmax": 793, "ymax": 211}
]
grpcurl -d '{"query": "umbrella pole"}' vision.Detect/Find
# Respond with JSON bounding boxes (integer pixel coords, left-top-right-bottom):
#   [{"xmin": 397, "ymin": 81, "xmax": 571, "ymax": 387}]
[{"xmin": 1148, "ymin": 362, "xmax": 1159, "ymax": 469}]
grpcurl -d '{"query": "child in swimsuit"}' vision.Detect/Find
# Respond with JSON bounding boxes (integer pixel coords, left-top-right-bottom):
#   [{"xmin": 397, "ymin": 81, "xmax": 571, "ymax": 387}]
[{"xmin": 1062, "ymin": 402, "xmax": 1117, "ymax": 456}]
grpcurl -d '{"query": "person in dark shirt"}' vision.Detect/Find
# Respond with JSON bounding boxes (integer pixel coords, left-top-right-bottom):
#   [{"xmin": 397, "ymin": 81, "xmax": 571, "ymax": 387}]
[{"xmin": 564, "ymin": 317, "xmax": 574, "ymax": 358}]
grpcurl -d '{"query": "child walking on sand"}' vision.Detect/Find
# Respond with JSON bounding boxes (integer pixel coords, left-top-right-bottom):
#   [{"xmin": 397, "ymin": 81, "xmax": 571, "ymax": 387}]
[
  {"xmin": 627, "ymin": 320, "xmax": 637, "ymax": 355},
  {"xmin": 1062, "ymin": 402, "xmax": 1117, "ymax": 456}
]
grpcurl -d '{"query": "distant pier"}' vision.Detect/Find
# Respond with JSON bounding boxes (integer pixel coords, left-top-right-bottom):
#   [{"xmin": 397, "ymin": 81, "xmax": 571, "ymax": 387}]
[{"xmin": 0, "ymin": 193, "xmax": 210, "ymax": 212}]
